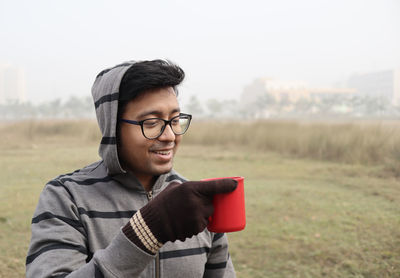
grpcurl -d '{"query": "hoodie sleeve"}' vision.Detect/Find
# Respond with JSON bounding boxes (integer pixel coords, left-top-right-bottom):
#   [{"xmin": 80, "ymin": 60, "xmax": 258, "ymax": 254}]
[
  {"xmin": 203, "ymin": 233, "xmax": 237, "ymax": 278},
  {"xmin": 26, "ymin": 181, "xmax": 155, "ymax": 278}
]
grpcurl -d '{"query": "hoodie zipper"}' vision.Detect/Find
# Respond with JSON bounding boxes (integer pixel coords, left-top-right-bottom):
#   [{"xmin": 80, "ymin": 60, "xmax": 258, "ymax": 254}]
[
  {"xmin": 147, "ymin": 190, "xmax": 153, "ymax": 201},
  {"xmin": 147, "ymin": 190, "xmax": 160, "ymax": 278}
]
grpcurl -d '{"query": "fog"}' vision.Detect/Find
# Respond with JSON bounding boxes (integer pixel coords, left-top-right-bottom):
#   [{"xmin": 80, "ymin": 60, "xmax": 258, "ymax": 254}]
[{"xmin": 0, "ymin": 0, "xmax": 399, "ymax": 107}]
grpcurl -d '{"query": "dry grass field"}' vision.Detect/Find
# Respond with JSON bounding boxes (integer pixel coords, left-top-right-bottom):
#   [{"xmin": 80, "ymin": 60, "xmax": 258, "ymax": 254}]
[{"xmin": 0, "ymin": 120, "xmax": 400, "ymax": 277}]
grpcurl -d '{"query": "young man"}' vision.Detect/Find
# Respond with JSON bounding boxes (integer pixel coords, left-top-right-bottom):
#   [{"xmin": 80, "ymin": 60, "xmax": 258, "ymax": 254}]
[{"xmin": 26, "ymin": 60, "xmax": 237, "ymax": 277}]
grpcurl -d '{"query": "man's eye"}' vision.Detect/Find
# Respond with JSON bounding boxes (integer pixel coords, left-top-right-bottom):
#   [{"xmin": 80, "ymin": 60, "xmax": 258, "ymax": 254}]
[
  {"xmin": 171, "ymin": 119, "xmax": 180, "ymax": 125},
  {"xmin": 143, "ymin": 120, "xmax": 159, "ymax": 127}
]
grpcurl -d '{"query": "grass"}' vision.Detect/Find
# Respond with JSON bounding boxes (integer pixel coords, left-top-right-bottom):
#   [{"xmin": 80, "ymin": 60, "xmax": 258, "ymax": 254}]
[
  {"xmin": 185, "ymin": 120, "xmax": 400, "ymax": 169},
  {"xmin": 0, "ymin": 120, "xmax": 400, "ymax": 277},
  {"xmin": 176, "ymin": 145, "xmax": 400, "ymax": 277}
]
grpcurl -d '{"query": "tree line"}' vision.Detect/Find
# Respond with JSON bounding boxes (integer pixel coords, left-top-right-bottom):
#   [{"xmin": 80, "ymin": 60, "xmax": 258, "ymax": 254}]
[
  {"xmin": 1, "ymin": 94, "xmax": 400, "ymax": 120},
  {"xmin": 184, "ymin": 94, "xmax": 400, "ymax": 119},
  {"xmin": 0, "ymin": 96, "xmax": 95, "ymax": 120}
]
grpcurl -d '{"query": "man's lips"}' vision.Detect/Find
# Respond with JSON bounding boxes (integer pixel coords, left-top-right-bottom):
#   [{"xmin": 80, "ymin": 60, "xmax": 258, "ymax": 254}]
[
  {"xmin": 151, "ymin": 149, "xmax": 173, "ymax": 163},
  {"xmin": 152, "ymin": 149, "xmax": 172, "ymax": 155},
  {"xmin": 149, "ymin": 143, "xmax": 175, "ymax": 160},
  {"xmin": 149, "ymin": 143, "xmax": 175, "ymax": 154}
]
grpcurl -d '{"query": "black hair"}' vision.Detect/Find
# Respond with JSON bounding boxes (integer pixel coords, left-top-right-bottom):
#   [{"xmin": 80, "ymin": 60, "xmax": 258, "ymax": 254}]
[
  {"xmin": 119, "ymin": 59, "xmax": 185, "ymax": 101},
  {"xmin": 117, "ymin": 59, "xmax": 185, "ymax": 119}
]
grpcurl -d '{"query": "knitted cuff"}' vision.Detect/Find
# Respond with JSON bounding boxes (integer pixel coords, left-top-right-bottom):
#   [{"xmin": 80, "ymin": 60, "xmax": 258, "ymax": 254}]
[
  {"xmin": 139, "ymin": 202, "xmax": 171, "ymax": 244},
  {"xmin": 122, "ymin": 210, "xmax": 163, "ymax": 255}
]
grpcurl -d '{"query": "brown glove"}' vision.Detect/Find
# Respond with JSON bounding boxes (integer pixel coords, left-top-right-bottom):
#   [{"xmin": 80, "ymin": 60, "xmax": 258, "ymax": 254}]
[{"xmin": 122, "ymin": 179, "xmax": 237, "ymax": 254}]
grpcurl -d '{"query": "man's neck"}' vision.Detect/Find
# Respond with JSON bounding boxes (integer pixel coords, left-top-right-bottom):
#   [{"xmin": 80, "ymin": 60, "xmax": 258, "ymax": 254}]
[
  {"xmin": 120, "ymin": 162, "xmax": 157, "ymax": 192},
  {"xmin": 138, "ymin": 175, "xmax": 157, "ymax": 192}
]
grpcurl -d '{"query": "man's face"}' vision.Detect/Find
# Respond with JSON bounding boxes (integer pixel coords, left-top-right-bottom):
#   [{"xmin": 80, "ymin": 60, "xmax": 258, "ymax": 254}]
[{"xmin": 118, "ymin": 87, "xmax": 182, "ymax": 187}]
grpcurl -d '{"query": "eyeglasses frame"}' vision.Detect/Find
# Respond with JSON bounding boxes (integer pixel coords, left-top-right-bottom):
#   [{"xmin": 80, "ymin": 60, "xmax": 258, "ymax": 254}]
[{"xmin": 120, "ymin": 113, "xmax": 192, "ymax": 139}]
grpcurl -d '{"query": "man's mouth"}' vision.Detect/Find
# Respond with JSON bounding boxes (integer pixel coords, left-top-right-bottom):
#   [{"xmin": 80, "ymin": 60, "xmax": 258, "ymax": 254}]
[
  {"xmin": 150, "ymin": 143, "xmax": 175, "ymax": 156},
  {"xmin": 153, "ymin": 150, "xmax": 171, "ymax": 155}
]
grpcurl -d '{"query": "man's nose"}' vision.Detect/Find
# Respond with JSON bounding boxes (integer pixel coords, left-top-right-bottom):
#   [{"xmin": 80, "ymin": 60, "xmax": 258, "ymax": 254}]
[{"xmin": 158, "ymin": 124, "xmax": 176, "ymax": 141}]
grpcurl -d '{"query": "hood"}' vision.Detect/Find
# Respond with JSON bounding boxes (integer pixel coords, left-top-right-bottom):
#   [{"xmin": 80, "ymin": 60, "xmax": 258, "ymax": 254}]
[{"xmin": 91, "ymin": 61, "xmax": 135, "ymax": 175}]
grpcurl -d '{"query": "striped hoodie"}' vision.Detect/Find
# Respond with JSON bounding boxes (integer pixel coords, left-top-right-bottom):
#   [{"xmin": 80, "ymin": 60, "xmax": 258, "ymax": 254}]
[{"xmin": 26, "ymin": 62, "xmax": 236, "ymax": 277}]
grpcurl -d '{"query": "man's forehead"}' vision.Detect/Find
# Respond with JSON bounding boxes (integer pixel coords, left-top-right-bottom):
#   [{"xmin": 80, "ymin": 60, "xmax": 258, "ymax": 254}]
[
  {"xmin": 131, "ymin": 87, "xmax": 177, "ymax": 103},
  {"xmin": 122, "ymin": 87, "xmax": 180, "ymax": 118},
  {"xmin": 136, "ymin": 107, "xmax": 181, "ymax": 119}
]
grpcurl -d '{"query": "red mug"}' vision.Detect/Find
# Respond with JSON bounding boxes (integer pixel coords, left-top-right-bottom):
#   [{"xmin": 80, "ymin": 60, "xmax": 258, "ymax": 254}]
[{"xmin": 203, "ymin": 176, "xmax": 246, "ymax": 233}]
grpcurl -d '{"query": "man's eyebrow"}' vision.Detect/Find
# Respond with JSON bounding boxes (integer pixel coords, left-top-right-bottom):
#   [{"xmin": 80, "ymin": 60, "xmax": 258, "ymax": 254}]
[{"xmin": 137, "ymin": 108, "xmax": 181, "ymax": 119}]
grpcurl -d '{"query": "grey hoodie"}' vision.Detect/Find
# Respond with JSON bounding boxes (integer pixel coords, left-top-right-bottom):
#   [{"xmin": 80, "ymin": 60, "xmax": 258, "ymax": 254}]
[{"xmin": 26, "ymin": 62, "xmax": 236, "ymax": 278}]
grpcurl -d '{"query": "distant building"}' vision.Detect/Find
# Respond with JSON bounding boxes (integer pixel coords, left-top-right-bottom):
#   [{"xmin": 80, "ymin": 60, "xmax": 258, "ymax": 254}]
[
  {"xmin": 241, "ymin": 70, "xmax": 400, "ymax": 118},
  {"xmin": 347, "ymin": 69, "xmax": 400, "ymax": 105},
  {"xmin": 240, "ymin": 77, "xmax": 357, "ymax": 118},
  {"xmin": 242, "ymin": 77, "xmax": 355, "ymax": 104},
  {"xmin": 0, "ymin": 64, "xmax": 26, "ymax": 104}
]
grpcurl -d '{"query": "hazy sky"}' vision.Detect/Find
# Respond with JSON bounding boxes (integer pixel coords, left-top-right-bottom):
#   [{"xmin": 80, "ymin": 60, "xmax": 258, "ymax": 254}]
[{"xmin": 1, "ymin": 0, "xmax": 399, "ymax": 104}]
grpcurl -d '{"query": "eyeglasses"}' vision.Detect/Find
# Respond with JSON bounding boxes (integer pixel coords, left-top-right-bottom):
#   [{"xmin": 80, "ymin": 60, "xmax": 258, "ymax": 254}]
[{"xmin": 120, "ymin": 113, "xmax": 192, "ymax": 140}]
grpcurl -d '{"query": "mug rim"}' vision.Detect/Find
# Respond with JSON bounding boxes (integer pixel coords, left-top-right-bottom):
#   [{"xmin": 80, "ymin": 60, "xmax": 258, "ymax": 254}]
[{"xmin": 202, "ymin": 176, "xmax": 244, "ymax": 181}]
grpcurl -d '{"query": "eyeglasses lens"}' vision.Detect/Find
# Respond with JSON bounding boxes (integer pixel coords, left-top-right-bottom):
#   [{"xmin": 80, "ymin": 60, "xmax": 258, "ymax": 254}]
[{"xmin": 142, "ymin": 115, "xmax": 190, "ymax": 139}]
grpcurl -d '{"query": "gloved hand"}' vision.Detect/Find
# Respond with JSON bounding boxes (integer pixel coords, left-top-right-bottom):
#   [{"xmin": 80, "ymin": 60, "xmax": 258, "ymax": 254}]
[{"xmin": 122, "ymin": 179, "xmax": 237, "ymax": 254}]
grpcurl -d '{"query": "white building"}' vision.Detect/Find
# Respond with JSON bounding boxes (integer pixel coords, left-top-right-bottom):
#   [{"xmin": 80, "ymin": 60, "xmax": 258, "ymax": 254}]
[
  {"xmin": 347, "ymin": 69, "xmax": 400, "ymax": 105},
  {"xmin": 0, "ymin": 64, "xmax": 26, "ymax": 104},
  {"xmin": 242, "ymin": 77, "xmax": 355, "ymax": 104}
]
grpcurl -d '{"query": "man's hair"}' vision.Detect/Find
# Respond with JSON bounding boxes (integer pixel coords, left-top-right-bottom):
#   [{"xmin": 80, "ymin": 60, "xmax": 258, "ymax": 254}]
[
  {"xmin": 117, "ymin": 59, "xmax": 185, "ymax": 119},
  {"xmin": 119, "ymin": 59, "xmax": 185, "ymax": 101}
]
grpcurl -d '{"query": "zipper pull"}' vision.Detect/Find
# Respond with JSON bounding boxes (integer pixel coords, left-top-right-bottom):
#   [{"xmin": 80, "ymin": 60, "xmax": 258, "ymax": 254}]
[{"xmin": 147, "ymin": 190, "xmax": 153, "ymax": 201}]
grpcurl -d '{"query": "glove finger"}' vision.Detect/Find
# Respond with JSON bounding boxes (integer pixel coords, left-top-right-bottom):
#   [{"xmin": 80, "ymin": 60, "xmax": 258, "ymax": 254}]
[{"xmin": 193, "ymin": 179, "xmax": 238, "ymax": 196}]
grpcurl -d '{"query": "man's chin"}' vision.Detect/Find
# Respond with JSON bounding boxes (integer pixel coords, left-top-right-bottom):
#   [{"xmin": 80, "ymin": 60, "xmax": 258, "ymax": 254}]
[{"xmin": 153, "ymin": 164, "xmax": 173, "ymax": 176}]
